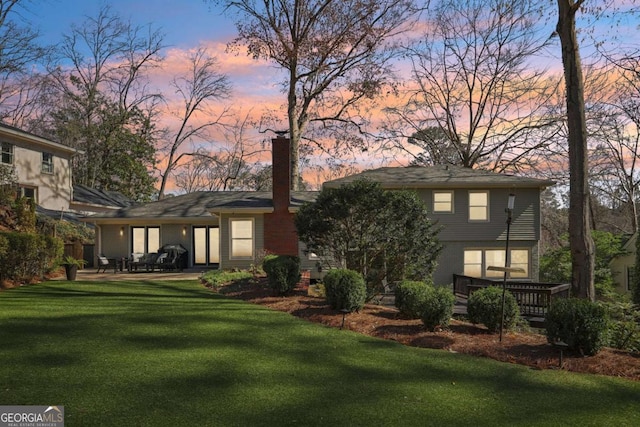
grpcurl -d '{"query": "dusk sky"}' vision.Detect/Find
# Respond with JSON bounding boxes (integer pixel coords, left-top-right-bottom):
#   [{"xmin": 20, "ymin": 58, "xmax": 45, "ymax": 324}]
[
  {"xmin": 30, "ymin": 0, "xmax": 235, "ymax": 48},
  {"xmin": 28, "ymin": 0, "xmax": 282, "ymax": 109},
  {"xmin": 21, "ymin": 1, "xmax": 640, "ymax": 190}
]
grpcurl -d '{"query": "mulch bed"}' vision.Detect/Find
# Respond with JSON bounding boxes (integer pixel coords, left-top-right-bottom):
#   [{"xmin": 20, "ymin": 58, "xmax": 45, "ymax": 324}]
[{"xmin": 209, "ymin": 278, "xmax": 640, "ymax": 382}]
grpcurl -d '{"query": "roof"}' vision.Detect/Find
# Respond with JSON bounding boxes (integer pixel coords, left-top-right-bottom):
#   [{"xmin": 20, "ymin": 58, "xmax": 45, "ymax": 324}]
[
  {"xmin": 72, "ymin": 185, "xmax": 135, "ymax": 209},
  {"xmin": 0, "ymin": 122, "xmax": 80, "ymax": 156},
  {"xmin": 323, "ymin": 165, "xmax": 555, "ymax": 189},
  {"xmin": 82, "ymin": 190, "xmax": 319, "ymax": 221}
]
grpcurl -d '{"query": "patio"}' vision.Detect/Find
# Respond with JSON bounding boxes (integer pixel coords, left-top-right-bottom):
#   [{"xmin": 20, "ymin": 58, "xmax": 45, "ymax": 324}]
[{"xmin": 54, "ymin": 267, "xmax": 210, "ymax": 282}]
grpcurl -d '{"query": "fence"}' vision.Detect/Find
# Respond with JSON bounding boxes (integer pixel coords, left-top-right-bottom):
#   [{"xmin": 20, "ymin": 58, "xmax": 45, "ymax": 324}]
[{"xmin": 453, "ymin": 274, "xmax": 571, "ymax": 319}]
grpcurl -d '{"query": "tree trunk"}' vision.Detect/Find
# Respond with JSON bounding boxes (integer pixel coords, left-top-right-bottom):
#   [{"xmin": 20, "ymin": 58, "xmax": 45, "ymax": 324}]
[
  {"xmin": 556, "ymin": 0, "xmax": 595, "ymax": 300},
  {"xmin": 288, "ymin": 64, "xmax": 300, "ymax": 191}
]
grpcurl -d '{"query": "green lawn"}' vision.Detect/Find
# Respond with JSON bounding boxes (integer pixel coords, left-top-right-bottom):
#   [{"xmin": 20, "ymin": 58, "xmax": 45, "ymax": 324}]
[{"xmin": 1, "ymin": 280, "xmax": 639, "ymax": 427}]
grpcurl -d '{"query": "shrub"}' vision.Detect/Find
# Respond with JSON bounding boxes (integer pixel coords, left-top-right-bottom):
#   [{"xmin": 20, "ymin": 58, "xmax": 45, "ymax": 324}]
[
  {"xmin": 263, "ymin": 255, "xmax": 301, "ymax": 295},
  {"xmin": 262, "ymin": 254, "xmax": 280, "ymax": 276},
  {"xmin": 395, "ymin": 280, "xmax": 430, "ymax": 319},
  {"xmin": 467, "ymin": 286, "xmax": 519, "ymax": 333},
  {"xmin": 323, "ymin": 269, "xmax": 366, "ymax": 312},
  {"xmin": 421, "ymin": 285, "xmax": 456, "ymax": 331},
  {"xmin": 545, "ymin": 298, "xmax": 609, "ymax": 356},
  {"xmin": 201, "ymin": 270, "xmax": 253, "ymax": 290},
  {"xmin": 0, "ymin": 231, "xmax": 62, "ymax": 283},
  {"xmin": 604, "ymin": 302, "xmax": 640, "ymax": 353}
]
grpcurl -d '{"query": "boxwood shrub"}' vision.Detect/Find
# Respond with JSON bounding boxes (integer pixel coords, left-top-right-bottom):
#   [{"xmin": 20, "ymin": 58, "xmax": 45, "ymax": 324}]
[
  {"xmin": 421, "ymin": 285, "xmax": 456, "ymax": 331},
  {"xmin": 395, "ymin": 280, "xmax": 430, "ymax": 319},
  {"xmin": 545, "ymin": 298, "xmax": 609, "ymax": 356},
  {"xmin": 467, "ymin": 286, "xmax": 519, "ymax": 333},
  {"xmin": 262, "ymin": 255, "xmax": 301, "ymax": 295},
  {"xmin": 323, "ymin": 269, "xmax": 366, "ymax": 312}
]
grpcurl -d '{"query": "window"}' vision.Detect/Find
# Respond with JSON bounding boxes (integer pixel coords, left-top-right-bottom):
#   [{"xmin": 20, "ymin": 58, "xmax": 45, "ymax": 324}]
[
  {"xmin": 433, "ymin": 191, "xmax": 453, "ymax": 213},
  {"xmin": 463, "ymin": 250, "xmax": 483, "ymax": 278},
  {"xmin": 469, "ymin": 191, "xmax": 489, "ymax": 221},
  {"xmin": 463, "ymin": 248, "xmax": 529, "ymax": 279},
  {"xmin": 42, "ymin": 152, "xmax": 54, "ymax": 174},
  {"xmin": 230, "ymin": 218, "xmax": 254, "ymax": 259},
  {"xmin": 1, "ymin": 142, "xmax": 13, "ymax": 164},
  {"xmin": 131, "ymin": 226, "xmax": 160, "ymax": 254},
  {"xmin": 18, "ymin": 185, "xmax": 37, "ymax": 202}
]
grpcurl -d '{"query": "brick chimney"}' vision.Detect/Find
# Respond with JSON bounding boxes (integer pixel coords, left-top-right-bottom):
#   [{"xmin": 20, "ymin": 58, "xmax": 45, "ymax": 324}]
[
  {"xmin": 264, "ymin": 135, "xmax": 298, "ymax": 256},
  {"xmin": 271, "ymin": 135, "xmax": 291, "ymax": 212}
]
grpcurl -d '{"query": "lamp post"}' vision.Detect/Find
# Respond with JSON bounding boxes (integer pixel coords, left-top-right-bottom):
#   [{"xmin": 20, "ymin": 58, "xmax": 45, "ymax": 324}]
[{"xmin": 499, "ymin": 193, "xmax": 516, "ymax": 342}]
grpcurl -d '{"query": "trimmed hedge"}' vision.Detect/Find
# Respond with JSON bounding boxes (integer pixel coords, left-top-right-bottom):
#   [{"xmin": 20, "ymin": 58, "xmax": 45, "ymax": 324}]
[
  {"xmin": 263, "ymin": 255, "xmax": 301, "ymax": 295},
  {"xmin": 421, "ymin": 285, "xmax": 456, "ymax": 331},
  {"xmin": 323, "ymin": 269, "xmax": 366, "ymax": 312},
  {"xmin": 467, "ymin": 286, "xmax": 519, "ymax": 333},
  {"xmin": 395, "ymin": 280, "xmax": 430, "ymax": 319},
  {"xmin": 545, "ymin": 298, "xmax": 609, "ymax": 356}
]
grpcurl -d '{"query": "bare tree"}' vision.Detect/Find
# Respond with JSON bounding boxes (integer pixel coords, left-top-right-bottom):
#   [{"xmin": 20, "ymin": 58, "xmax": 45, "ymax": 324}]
[
  {"xmin": 157, "ymin": 47, "xmax": 232, "ymax": 199},
  {"xmin": 587, "ymin": 53, "xmax": 640, "ymax": 234},
  {"xmin": 213, "ymin": 0, "xmax": 419, "ymax": 189},
  {"xmin": 39, "ymin": 5, "xmax": 164, "ymax": 200},
  {"xmin": 0, "ymin": 0, "xmax": 50, "ymax": 124},
  {"xmin": 171, "ymin": 112, "xmax": 267, "ymax": 193},
  {"xmin": 385, "ymin": 0, "xmax": 562, "ymax": 173}
]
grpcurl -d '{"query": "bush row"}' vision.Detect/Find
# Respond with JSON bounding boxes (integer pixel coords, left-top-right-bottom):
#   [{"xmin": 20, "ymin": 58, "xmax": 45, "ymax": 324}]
[
  {"xmin": 263, "ymin": 255, "xmax": 301, "ymax": 295},
  {"xmin": 545, "ymin": 298, "xmax": 609, "ymax": 356},
  {"xmin": 467, "ymin": 286, "xmax": 520, "ymax": 333},
  {"xmin": 394, "ymin": 280, "xmax": 455, "ymax": 331},
  {"xmin": 324, "ymin": 269, "xmax": 366, "ymax": 312},
  {"xmin": 0, "ymin": 231, "xmax": 63, "ymax": 283}
]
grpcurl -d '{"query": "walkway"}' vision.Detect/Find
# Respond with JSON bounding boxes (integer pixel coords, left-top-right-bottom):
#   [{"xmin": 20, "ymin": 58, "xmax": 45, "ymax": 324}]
[{"xmin": 54, "ymin": 267, "xmax": 209, "ymax": 282}]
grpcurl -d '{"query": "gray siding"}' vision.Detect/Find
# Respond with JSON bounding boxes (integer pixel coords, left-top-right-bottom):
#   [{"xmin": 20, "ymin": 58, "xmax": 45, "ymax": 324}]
[
  {"xmin": 416, "ymin": 187, "xmax": 541, "ymax": 242},
  {"xmin": 99, "ymin": 224, "xmax": 128, "ymax": 259},
  {"xmin": 219, "ymin": 213, "xmax": 264, "ymax": 270}
]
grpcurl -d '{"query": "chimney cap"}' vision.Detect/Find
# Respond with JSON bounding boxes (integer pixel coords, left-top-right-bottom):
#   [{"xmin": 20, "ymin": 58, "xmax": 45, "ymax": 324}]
[{"xmin": 274, "ymin": 130, "xmax": 288, "ymax": 138}]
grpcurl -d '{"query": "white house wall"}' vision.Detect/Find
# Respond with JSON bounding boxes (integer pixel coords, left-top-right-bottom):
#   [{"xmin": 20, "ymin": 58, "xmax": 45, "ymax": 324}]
[{"xmin": 12, "ymin": 143, "xmax": 73, "ymax": 211}]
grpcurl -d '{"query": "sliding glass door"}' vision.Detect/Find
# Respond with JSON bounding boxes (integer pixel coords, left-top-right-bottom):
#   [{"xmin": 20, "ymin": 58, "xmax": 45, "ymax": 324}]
[{"xmin": 193, "ymin": 226, "xmax": 220, "ymax": 266}]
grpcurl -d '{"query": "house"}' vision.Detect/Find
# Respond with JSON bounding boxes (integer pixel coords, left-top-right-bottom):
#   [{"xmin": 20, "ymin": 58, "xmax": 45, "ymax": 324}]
[
  {"xmin": 85, "ymin": 135, "xmax": 553, "ymax": 283},
  {"xmin": 0, "ymin": 122, "xmax": 77, "ymax": 212},
  {"xmin": 323, "ymin": 166, "xmax": 555, "ymax": 285},
  {"xmin": 83, "ymin": 136, "xmax": 318, "ymax": 270},
  {"xmin": 610, "ymin": 232, "xmax": 635, "ymax": 295},
  {"xmin": 71, "ymin": 184, "xmax": 135, "ymax": 215}
]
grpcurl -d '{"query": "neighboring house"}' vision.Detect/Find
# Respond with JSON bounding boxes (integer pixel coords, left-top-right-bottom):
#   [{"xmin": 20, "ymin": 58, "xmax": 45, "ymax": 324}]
[
  {"xmin": 71, "ymin": 184, "xmax": 135, "ymax": 215},
  {"xmin": 610, "ymin": 232, "xmax": 635, "ymax": 295},
  {"xmin": 83, "ymin": 137, "xmax": 319, "ymax": 270},
  {"xmin": 323, "ymin": 166, "xmax": 555, "ymax": 285},
  {"xmin": 0, "ymin": 122, "xmax": 131, "ymax": 219},
  {"xmin": 0, "ymin": 122, "xmax": 77, "ymax": 212}
]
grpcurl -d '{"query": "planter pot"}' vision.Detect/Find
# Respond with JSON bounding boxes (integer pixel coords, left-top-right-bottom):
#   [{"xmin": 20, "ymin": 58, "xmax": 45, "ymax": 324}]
[{"xmin": 65, "ymin": 264, "xmax": 78, "ymax": 281}]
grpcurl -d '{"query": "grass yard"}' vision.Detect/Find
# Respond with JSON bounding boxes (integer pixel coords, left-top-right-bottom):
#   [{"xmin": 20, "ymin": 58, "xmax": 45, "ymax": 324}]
[{"xmin": 1, "ymin": 280, "xmax": 639, "ymax": 427}]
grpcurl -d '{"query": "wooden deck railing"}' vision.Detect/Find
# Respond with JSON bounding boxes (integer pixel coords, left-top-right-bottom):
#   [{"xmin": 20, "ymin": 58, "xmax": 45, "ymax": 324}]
[{"xmin": 453, "ymin": 274, "xmax": 571, "ymax": 319}]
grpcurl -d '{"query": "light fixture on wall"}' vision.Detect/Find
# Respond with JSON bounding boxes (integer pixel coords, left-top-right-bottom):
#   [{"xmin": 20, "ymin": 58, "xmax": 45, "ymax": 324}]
[
  {"xmin": 120, "ymin": 226, "xmax": 124, "ymax": 237},
  {"xmin": 182, "ymin": 226, "xmax": 187, "ymax": 236}
]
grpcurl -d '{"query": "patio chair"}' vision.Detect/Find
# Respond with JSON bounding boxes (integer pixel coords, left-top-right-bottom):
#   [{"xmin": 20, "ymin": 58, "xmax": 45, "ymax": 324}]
[{"xmin": 97, "ymin": 255, "xmax": 117, "ymax": 273}]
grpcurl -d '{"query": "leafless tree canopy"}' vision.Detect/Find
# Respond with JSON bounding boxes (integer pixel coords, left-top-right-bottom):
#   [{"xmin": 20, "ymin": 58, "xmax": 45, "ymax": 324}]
[
  {"xmin": 385, "ymin": 0, "xmax": 563, "ymax": 173},
  {"xmin": 156, "ymin": 48, "xmax": 232, "ymax": 199},
  {"xmin": 215, "ymin": 0, "xmax": 420, "ymax": 189}
]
